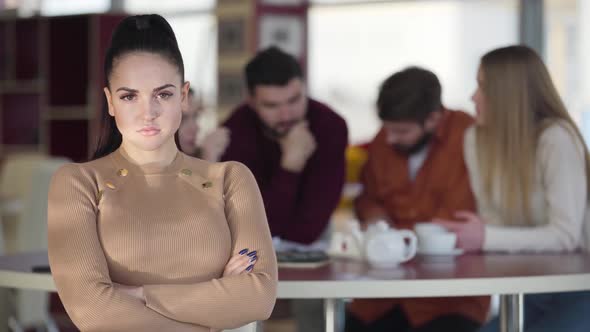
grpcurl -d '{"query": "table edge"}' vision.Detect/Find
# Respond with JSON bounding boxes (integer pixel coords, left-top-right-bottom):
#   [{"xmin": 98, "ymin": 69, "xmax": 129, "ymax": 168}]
[
  {"xmin": 277, "ymin": 274, "xmax": 590, "ymax": 298},
  {"xmin": 2, "ymin": 271, "xmax": 590, "ymax": 299}
]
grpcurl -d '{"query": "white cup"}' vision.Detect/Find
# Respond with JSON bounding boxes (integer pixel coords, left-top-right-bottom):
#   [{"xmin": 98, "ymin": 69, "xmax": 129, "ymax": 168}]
[
  {"xmin": 414, "ymin": 223, "xmax": 447, "ymax": 238},
  {"xmin": 417, "ymin": 232, "xmax": 457, "ymax": 253}
]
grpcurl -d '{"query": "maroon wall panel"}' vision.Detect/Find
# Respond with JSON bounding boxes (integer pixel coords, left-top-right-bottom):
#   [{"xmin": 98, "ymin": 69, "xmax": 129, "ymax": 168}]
[
  {"xmin": 0, "ymin": 21, "xmax": 7, "ymax": 80},
  {"xmin": 48, "ymin": 119, "xmax": 88, "ymax": 162},
  {"xmin": 14, "ymin": 19, "xmax": 39, "ymax": 80},
  {"xmin": 48, "ymin": 16, "xmax": 89, "ymax": 106},
  {"xmin": 1, "ymin": 93, "xmax": 40, "ymax": 145}
]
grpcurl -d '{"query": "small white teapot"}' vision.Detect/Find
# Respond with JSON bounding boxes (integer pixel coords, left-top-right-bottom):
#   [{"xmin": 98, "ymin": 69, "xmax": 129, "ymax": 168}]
[{"xmin": 364, "ymin": 220, "xmax": 418, "ymax": 268}]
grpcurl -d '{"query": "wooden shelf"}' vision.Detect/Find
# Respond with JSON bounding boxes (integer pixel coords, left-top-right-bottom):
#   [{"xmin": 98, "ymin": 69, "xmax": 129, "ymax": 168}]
[
  {"xmin": 43, "ymin": 106, "xmax": 93, "ymax": 121},
  {"xmin": 0, "ymin": 79, "xmax": 44, "ymax": 93},
  {"xmin": 0, "ymin": 144, "xmax": 45, "ymax": 158},
  {"xmin": 0, "ymin": 144, "xmax": 42, "ymax": 153}
]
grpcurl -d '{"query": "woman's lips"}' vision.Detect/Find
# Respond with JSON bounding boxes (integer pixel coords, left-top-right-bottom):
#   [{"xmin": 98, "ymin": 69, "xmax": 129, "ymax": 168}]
[{"xmin": 138, "ymin": 126, "xmax": 161, "ymax": 136}]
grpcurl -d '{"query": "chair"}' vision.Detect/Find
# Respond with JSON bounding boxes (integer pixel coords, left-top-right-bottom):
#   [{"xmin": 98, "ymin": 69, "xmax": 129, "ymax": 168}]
[
  {"xmin": 0, "ymin": 152, "xmax": 46, "ymax": 332},
  {"xmin": 0, "ymin": 152, "xmax": 47, "ymax": 254},
  {"xmin": 0, "ymin": 155, "xmax": 68, "ymax": 332},
  {"xmin": 15, "ymin": 158, "xmax": 68, "ymax": 253}
]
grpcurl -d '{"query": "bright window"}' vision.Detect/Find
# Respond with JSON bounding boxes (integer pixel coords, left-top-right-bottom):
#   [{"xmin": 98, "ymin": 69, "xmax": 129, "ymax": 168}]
[
  {"xmin": 544, "ymin": 0, "xmax": 590, "ymax": 141},
  {"xmin": 308, "ymin": 0, "xmax": 518, "ymax": 144}
]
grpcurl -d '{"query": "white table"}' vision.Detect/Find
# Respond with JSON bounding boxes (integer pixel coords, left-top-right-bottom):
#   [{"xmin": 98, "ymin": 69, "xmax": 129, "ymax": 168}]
[
  {"xmin": 1, "ymin": 252, "xmax": 590, "ymax": 332},
  {"xmin": 277, "ymin": 253, "xmax": 590, "ymax": 332}
]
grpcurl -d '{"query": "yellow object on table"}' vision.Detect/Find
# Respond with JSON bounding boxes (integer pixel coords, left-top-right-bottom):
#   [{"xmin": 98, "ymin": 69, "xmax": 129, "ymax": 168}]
[{"xmin": 337, "ymin": 145, "xmax": 369, "ymax": 210}]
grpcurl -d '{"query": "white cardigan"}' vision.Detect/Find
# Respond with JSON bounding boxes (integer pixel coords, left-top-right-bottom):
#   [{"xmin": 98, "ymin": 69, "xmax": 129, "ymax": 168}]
[{"xmin": 463, "ymin": 123, "xmax": 590, "ymax": 252}]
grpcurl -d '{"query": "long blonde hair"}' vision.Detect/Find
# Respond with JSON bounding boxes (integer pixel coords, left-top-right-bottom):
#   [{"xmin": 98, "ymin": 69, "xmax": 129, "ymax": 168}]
[{"xmin": 476, "ymin": 45, "xmax": 590, "ymax": 225}]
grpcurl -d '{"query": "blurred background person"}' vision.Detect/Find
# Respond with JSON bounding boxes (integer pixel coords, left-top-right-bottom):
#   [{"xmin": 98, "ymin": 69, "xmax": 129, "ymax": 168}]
[
  {"xmin": 435, "ymin": 45, "xmax": 590, "ymax": 332},
  {"xmin": 220, "ymin": 46, "xmax": 348, "ymax": 332},
  {"xmin": 220, "ymin": 46, "xmax": 348, "ymax": 246},
  {"xmin": 179, "ymin": 87, "xmax": 230, "ymax": 162},
  {"xmin": 347, "ymin": 67, "xmax": 489, "ymax": 332}
]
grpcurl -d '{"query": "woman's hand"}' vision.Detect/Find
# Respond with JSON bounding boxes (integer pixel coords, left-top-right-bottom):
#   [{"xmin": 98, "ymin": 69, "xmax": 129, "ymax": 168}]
[
  {"xmin": 113, "ymin": 283, "xmax": 145, "ymax": 302},
  {"xmin": 433, "ymin": 211, "xmax": 486, "ymax": 252},
  {"xmin": 223, "ymin": 248, "xmax": 258, "ymax": 277}
]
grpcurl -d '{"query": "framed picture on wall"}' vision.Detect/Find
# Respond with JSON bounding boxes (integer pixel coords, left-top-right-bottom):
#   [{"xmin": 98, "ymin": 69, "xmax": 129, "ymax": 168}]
[
  {"xmin": 259, "ymin": 14, "xmax": 304, "ymax": 58},
  {"xmin": 218, "ymin": 17, "xmax": 247, "ymax": 54}
]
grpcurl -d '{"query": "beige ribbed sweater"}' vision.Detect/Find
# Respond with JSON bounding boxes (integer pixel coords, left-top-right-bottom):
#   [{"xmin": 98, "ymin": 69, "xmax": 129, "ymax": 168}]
[{"xmin": 47, "ymin": 148, "xmax": 277, "ymax": 332}]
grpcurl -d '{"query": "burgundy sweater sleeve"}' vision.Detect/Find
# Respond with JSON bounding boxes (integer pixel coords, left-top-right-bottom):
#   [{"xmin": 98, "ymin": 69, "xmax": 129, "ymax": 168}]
[{"xmin": 263, "ymin": 116, "xmax": 348, "ymax": 244}]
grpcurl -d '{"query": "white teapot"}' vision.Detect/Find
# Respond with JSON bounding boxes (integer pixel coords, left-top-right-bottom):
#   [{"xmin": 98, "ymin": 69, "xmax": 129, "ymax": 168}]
[
  {"xmin": 328, "ymin": 220, "xmax": 417, "ymax": 268},
  {"xmin": 364, "ymin": 220, "xmax": 418, "ymax": 268}
]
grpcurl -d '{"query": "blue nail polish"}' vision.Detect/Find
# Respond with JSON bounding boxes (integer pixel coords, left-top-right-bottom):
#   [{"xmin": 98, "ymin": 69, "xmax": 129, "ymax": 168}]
[
  {"xmin": 247, "ymin": 250, "xmax": 257, "ymax": 257},
  {"xmin": 250, "ymin": 255, "xmax": 257, "ymax": 263},
  {"xmin": 246, "ymin": 264, "xmax": 254, "ymax": 271},
  {"xmin": 239, "ymin": 249, "xmax": 248, "ymax": 255}
]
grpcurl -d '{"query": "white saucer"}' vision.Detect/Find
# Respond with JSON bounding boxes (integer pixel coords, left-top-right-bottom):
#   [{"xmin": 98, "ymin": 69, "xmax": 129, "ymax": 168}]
[{"xmin": 417, "ymin": 248, "xmax": 464, "ymax": 256}]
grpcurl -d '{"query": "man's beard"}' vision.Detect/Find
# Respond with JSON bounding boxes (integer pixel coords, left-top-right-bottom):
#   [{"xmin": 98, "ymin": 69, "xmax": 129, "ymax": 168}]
[
  {"xmin": 393, "ymin": 132, "xmax": 433, "ymax": 155},
  {"xmin": 261, "ymin": 119, "xmax": 302, "ymax": 139}
]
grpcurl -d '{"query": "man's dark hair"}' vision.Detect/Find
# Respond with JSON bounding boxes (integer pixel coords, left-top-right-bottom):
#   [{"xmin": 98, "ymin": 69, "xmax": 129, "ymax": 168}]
[
  {"xmin": 377, "ymin": 67, "xmax": 442, "ymax": 123},
  {"xmin": 244, "ymin": 46, "xmax": 303, "ymax": 94}
]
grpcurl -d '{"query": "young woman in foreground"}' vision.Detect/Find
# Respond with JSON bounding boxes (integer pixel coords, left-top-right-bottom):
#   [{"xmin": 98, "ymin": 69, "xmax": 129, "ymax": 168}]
[{"xmin": 48, "ymin": 14, "xmax": 277, "ymax": 331}]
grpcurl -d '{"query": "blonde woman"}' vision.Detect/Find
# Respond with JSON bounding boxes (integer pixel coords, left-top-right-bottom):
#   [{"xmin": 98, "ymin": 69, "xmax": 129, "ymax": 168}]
[{"xmin": 435, "ymin": 45, "xmax": 590, "ymax": 332}]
